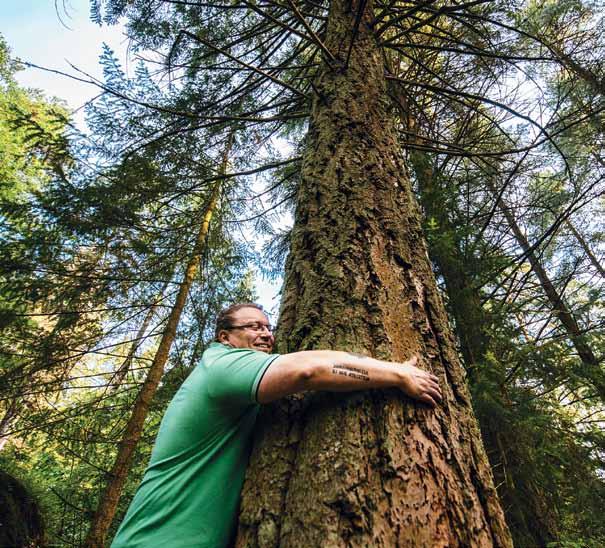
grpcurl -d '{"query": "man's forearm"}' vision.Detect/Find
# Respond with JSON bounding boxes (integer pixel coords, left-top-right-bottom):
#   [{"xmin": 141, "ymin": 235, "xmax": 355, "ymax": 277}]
[
  {"xmin": 297, "ymin": 350, "xmax": 406, "ymax": 392},
  {"xmin": 258, "ymin": 350, "xmax": 442, "ymax": 406}
]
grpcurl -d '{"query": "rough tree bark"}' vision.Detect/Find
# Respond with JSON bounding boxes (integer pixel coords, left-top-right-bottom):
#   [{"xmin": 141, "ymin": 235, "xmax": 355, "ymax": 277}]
[{"xmin": 235, "ymin": 1, "xmax": 512, "ymax": 546}]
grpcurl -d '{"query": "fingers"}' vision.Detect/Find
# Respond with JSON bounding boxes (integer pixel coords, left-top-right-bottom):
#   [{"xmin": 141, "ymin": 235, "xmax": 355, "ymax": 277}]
[
  {"xmin": 428, "ymin": 377, "xmax": 441, "ymax": 392},
  {"xmin": 417, "ymin": 379, "xmax": 442, "ymax": 404},
  {"xmin": 421, "ymin": 393, "xmax": 437, "ymax": 407},
  {"xmin": 427, "ymin": 385, "xmax": 442, "ymax": 403},
  {"xmin": 420, "ymin": 375, "xmax": 442, "ymax": 406},
  {"xmin": 405, "ymin": 356, "xmax": 438, "ymax": 382},
  {"xmin": 400, "ymin": 355, "xmax": 443, "ymax": 407}
]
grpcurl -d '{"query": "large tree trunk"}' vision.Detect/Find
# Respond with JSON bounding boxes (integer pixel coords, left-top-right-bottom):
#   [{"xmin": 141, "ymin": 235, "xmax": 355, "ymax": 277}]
[{"xmin": 235, "ymin": 1, "xmax": 511, "ymax": 546}]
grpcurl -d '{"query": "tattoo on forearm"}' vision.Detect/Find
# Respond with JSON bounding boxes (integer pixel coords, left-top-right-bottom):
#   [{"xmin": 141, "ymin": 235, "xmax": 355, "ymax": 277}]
[{"xmin": 332, "ymin": 364, "xmax": 370, "ymax": 382}]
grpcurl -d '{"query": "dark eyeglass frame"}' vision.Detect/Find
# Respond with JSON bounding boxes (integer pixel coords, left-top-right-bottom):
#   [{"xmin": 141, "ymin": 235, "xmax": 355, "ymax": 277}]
[{"xmin": 226, "ymin": 322, "xmax": 274, "ymax": 333}]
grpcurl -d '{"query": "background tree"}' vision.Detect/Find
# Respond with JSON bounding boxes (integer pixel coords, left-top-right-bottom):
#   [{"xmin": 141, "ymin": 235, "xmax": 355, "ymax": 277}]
[{"xmin": 1, "ymin": 34, "xmax": 261, "ymax": 546}]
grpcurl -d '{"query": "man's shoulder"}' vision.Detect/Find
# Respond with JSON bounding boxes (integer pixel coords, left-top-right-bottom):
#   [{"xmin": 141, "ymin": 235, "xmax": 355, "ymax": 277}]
[
  {"xmin": 202, "ymin": 342, "xmax": 230, "ymax": 360},
  {"xmin": 201, "ymin": 342, "xmax": 257, "ymax": 366},
  {"xmin": 201, "ymin": 343, "xmax": 279, "ymax": 405}
]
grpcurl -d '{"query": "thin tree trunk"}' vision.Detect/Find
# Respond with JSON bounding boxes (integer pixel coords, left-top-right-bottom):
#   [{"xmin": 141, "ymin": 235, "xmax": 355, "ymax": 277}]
[
  {"xmin": 0, "ymin": 399, "xmax": 19, "ymax": 451},
  {"xmin": 545, "ymin": 41, "xmax": 605, "ymax": 97},
  {"xmin": 408, "ymin": 151, "xmax": 488, "ymax": 376},
  {"xmin": 111, "ymin": 284, "xmax": 169, "ymax": 390},
  {"xmin": 533, "ymin": 37, "xmax": 605, "ymax": 278},
  {"xmin": 84, "ymin": 146, "xmax": 229, "ymax": 547},
  {"xmin": 542, "ymin": 39, "xmax": 605, "ymax": 168},
  {"xmin": 487, "ymin": 181, "xmax": 604, "ymax": 399},
  {"xmin": 236, "ymin": 1, "xmax": 512, "ymax": 546},
  {"xmin": 565, "ymin": 219, "xmax": 605, "ymax": 279}
]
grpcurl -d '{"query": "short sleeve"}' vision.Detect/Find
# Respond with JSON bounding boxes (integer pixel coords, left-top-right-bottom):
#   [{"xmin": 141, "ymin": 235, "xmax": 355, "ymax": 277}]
[{"xmin": 206, "ymin": 346, "xmax": 280, "ymax": 406}]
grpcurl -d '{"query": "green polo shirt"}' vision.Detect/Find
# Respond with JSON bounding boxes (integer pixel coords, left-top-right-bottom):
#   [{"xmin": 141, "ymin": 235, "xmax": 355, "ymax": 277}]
[{"xmin": 110, "ymin": 343, "xmax": 279, "ymax": 548}]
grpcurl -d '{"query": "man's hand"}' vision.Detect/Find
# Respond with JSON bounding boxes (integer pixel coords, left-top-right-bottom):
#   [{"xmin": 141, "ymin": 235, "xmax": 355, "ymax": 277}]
[{"xmin": 397, "ymin": 356, "xmax": 442, "ymax": 407}]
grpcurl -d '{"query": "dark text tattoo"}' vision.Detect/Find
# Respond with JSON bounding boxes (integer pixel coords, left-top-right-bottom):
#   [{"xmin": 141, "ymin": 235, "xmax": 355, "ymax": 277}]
[{"xmin": 331, "ymin": 364, "xmax": 370, "ymax": 382}]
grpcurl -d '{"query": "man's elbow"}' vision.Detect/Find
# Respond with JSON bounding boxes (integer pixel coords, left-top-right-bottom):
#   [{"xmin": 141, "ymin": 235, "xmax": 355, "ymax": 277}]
[
  {"xmin": 296, "ymin": 360, "xmax": 329, "ymax": 392},
  {"xmin": 276, "ymin": 353, "xmax": 320, "ymax": 388},
  {"xmin": 257, "ymin": 359, "xmax": 319, "ymax": 403},
  {"xmin": 297, "ymin": 362, "xmax": 317, "ymax": 389}
]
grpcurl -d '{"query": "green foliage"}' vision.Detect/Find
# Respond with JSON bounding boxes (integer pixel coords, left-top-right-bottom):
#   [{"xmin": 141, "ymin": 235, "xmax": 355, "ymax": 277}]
[
  {"xmin": 1, "ymin": 26, "xmax": 267, "ymax": 544},
  {"xmin": 3, "ymin": 0, "xmax": 605, "ymax": 543}
]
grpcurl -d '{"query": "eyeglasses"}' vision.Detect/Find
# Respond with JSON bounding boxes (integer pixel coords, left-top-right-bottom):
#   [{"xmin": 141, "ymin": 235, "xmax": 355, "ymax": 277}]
[{"xmin": 227, "ymin": 322, "xmax": 274, "ymax": 333}]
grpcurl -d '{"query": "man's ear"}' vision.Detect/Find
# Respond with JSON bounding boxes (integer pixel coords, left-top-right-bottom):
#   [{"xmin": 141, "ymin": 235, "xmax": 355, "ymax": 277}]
[{"xmin": 217, "ymin": 330, "xmax": 230, "ymax": 344}]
